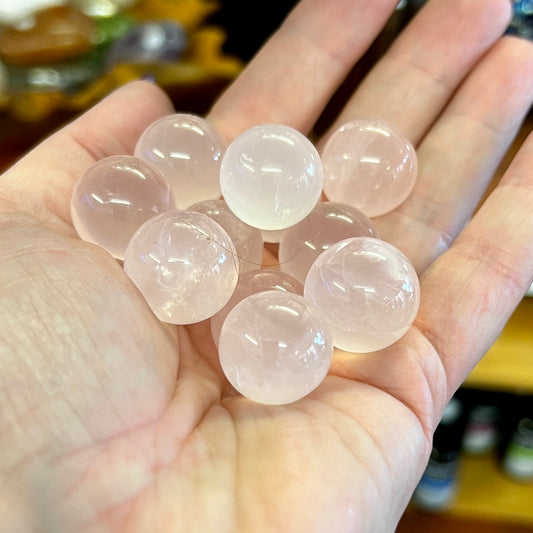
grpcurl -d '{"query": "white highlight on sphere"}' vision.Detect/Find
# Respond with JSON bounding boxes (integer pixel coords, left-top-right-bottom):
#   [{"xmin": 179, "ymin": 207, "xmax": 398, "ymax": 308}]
[
  {"xmin": 124, "ymin": 210, "xmax": 238, "ymax": 324},
  {"xmin": 70, "ymin": 155, "xmax": 173, "ymax": 260},
  {"xmin": 304, "ymin": 236, "xmax": 420, "ymax": 353},
  {"xmin": 218, "ymin": 290, "xmax": 333, "ymax": 405},
  {"xmin": 188, "ymin": 199, "xmax": 264, "ymax": 274},
  {"xmin": 321, "ymin": 119, "xmax": 417, "ymax": 217},
  {"xmin": 279, "ymin": 201, "xmax": 378, "ymax": 284},
  {"xmin": 220, "ymin": 123, "xmax": 324, "ymax": 230},
  {"xmin": 210, "ymin": 269, "xmax": 303, "ymax": 347},
  {"xmin": 134, "ymin": 113, "xmax": 226, "ymax": 209}
]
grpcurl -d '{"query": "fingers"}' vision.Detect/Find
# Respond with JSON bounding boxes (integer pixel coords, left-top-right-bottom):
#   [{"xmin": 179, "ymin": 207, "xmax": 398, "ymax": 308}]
[
  {"xmin": 375, "ymin": 35, "xmax": 533, "ymax": 272},
  {"xmin": 322, "ymin": 0, "xmax": 513, "ymax": 146},
  {"xmin": 207, "ymin": 0, "xmax": 399, "ymax": 142},
  {"xmin": 417, "ymin": 128, "xmax": 533, "ymax": 396},
  {"xmin": 329, "ymin": 128, "xmax": 533, "ymax": 434},
  {"xmin": 1, "ymin": 81, "xmax": 175, "ymax": 231}
]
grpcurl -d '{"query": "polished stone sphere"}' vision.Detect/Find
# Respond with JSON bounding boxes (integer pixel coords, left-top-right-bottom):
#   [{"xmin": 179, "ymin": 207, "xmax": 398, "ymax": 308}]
[
  {"xmin": 134, "ymin": 113, "xmax": 226, "ymax": 209},
  {"xmin": 279, "ymin": 201, "xmax": 378, "ymax": 284},
  {"xmin": 71, "ymin": 155, "xmax": 173, "ymax": 260},
  {"xmin": 188, "ymin": 199, "xmax": 264, "ymax": 274},
  {"xmin": 210, "ymin": 269, "xmax": 304, "ymax": 347},
  {"xmin": 220, "ymin": 124, "xmax": 323, "ymax": 230},
  {"xmin": 321, "ymin": 120, "xmax": 417, "ymax": 217},
  {"xmin": 218, "ymin": 290, "xmax": 333, "ymax": 405},
  {"xmin": 123, "ymin": 210, "xmax": 239, "ymax": 324},
  {"xmin": 304, "ymin": 236, "xmax": 420, "ymax": 352}
]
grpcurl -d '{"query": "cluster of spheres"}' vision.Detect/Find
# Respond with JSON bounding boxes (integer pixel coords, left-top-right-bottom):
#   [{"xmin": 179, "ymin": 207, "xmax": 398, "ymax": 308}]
[{"xmin": 71, "ymin": 114, "xmax": 420, "ymax": 405}]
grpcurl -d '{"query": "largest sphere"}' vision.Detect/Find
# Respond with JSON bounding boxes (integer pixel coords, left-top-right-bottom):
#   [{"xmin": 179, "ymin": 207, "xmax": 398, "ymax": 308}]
[
  {"xmin": 220, "ymin": 124, "xmax": 324, "ymax": 231},
  {"xmin": 304, "ymin": 237, "xmax": 420, "ymax": 352},
  {"xmin": 124, "ymin": 211, "xmax": 239, "ymax": 324}
]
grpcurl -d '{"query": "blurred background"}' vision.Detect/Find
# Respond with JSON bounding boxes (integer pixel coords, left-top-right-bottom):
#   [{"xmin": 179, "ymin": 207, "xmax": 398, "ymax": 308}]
[{"xmin": 1, "ymin": 2, "xmax": 532, "ymax": 531}]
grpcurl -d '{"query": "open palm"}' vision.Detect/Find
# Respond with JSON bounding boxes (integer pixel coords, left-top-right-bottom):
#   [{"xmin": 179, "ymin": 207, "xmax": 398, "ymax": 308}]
[{"xmin": 2, "ymin": 1, "xmax": 533, "ymax": 531}]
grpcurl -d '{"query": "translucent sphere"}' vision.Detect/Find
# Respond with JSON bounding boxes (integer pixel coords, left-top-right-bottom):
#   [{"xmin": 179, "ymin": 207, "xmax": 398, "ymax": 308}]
[
  {"xmin": 134, "ymin": 113, "xmax": 226, "ymax": 209},
  {"xmin": 321, "ymin": 120, "xmax": 417, "ymax": 217},
  {"xmin": 71, "ymin": 155, "xmax": 173, "ymax": 260},
  {"xmin": 210, "ymin": 269, "xmax": 303, "ymax": 347},
  {"xmin": 218, "ymin": 290, "xmax": 333, "ymax": 405},
  {"xmin": 188, "ymin": 199, "xmax": 264, "ymax": 274},
  {"xmin": 304, "ymin": 236, "xmax": 420, "ymax": 352},
  {"xmin": 220, "ymin": 124, "xmax": 323, "ymax": 230},
  {"xmin": 279, "ymin": 201, "xmax": 379, "ymax": 284},
  {"xmin": 124, "ymin": 210, "xmax": 239, "ymax": 324}
]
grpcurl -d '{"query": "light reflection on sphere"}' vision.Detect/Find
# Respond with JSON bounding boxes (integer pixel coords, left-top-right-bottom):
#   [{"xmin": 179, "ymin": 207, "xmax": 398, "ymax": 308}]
[
  {"xmin": 279, "ymin": 201, "xmax": 378, "ymax": 284},
  {"xmin": 188, "ymin": 199, "xmax": 264, "ymax": 274},
  {"xmin": 304, "ymin": 236, "xmax": 420, "ymax": 353},
  {"xmin": 220, "ymin": 124, "xmax": 323, "ymax": 231},
  {"xmin": 71, "ymin": 155, "xmax": 173, "ymax": 260},
  {"xmin": 218, "ymin": 290, "xmax": 333, "ymax": 405},
  {"xmin": 124, "ymin": 210, "xmax": 238, "ymax": 324},
  {"xmin": 321, "ymin": 120, "xmax": 417, "ymax": 217},
  {"xmin": 210, "ymin": 269, "xmax": 303, "ymax": 347},
  {"xmin": 134, "ymin": 113, "xmax": 226, "ymax": 209}
]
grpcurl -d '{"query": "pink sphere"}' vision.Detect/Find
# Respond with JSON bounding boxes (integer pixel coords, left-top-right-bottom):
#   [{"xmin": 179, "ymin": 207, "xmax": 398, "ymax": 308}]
[
  {"xmin": 279, "ymin": 201, "xmax": 378, "ymax": 284},
  {"xmin": 70, "ymin": 155, "xmax": 173, "ymax": 260},
  {"xmin": 188, "ymin": 199, "xmax": 264, "ymax": 274},
  {"xmin": 218, "ymin": 290, "xmax": 333, "ymax": 405},
  {"xmin": 124, "ymin": 210, "xmax": 239, "ymax": 324},
  {"xmin": 134, "ymin": 113, "xmax": 226, "ymax": 209},
  {"xmin": 210, "ymin": 269, "xmax": 303, "ymax": 347},
  {"xmin": 220, "ymin": 124, "xmax": 323, "ymax": 230},
  {"xmin": 321, "ymin": 120, "xmax": 417, "ymax": 217},
  {"xmin": 304, "ymin": 236, "xmax": 420, "ymax": 352}
]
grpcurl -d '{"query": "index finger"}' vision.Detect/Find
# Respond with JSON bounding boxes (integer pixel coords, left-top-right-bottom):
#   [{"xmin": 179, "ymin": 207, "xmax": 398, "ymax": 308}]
[{"xmin": 207, "ymin": 0, "xmax": 399, "ymax": 141}]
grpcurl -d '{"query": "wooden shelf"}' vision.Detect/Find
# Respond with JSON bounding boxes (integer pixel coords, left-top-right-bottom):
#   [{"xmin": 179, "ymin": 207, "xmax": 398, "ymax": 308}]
[
  {"xmin": 428, "ymin": 297, "xmax": 533, "ymax": 527},
  {"xmin": 465, "ymin": 297, "xmax": 533, "ymax": 394},
  {"xmin": 448, "ymin": 454, "xmax": 533, "ymax": 526}
]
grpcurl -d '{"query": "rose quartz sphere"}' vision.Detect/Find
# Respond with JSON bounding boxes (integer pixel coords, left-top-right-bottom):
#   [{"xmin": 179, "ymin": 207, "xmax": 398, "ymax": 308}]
[
  {"xmin": 134, "ymin": 113, "xmax": 226, "ymax": 209},
  {"xmin": 304, "ymin": 236, "xmax": 420, "ymax": 353},
  {"xmin": 321, "ymin": 120, "xmax": 417, "ymax": 217},
  {"xmin": 220, "ymin": 124, "xmax": 323, "ymax": 230},
  {"xmin": 71, "ymin": 155, "xmax": 173, "ymax": 260},
  {"xmin": 279, "ymin": 201, "xmax": 379, "ymax": 284},
  {"xmin": 210, "ymin": 269, "xmax": 304, "ymax": 347},
  {"xmin": 123, "ymin": 210, "xmax": 239, "ymax": 324},
  {"xmin": 188, "ymin": 199, "xmax": 264, "ymax": 274},
  {"xmin": 218, "ymin": 290, "xmax": 333, "ymax": 405}
]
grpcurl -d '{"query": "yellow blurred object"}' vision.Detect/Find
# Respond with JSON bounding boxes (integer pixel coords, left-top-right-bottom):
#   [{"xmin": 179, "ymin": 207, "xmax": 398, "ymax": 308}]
[
  {"xmin": 151, "ymin": 26, "xmax": 242, "ymax": 86},
  {"xmin": 0, "ymin": 0, "xmax": 243, "ymax": 121},
  {"xmin": 63, "ymin": 63, "xmax": 138, "ymax": 110},
  {"xmin": 0, "ymin": 5, "xmax": 96, "ymax": 66},
  {"xmin": 9, "ymin": 91, "xmax": 64, "ymax": 121}
]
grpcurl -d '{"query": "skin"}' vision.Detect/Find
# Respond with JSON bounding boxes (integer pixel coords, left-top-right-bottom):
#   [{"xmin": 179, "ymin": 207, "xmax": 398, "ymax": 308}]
[{"xmin": 1, "ymin": 0, "xmax": 533, "ymax": 531}]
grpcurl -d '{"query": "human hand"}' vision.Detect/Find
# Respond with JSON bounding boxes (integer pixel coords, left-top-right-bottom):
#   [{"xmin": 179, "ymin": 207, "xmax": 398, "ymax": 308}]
[{"xmin": 1, "ymin": 0, "xmax": 532, "ymax": 531}]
